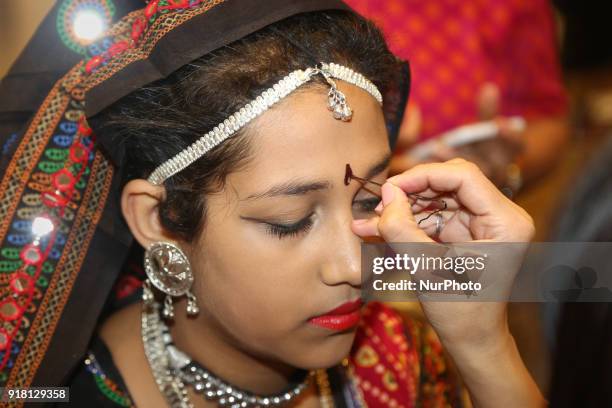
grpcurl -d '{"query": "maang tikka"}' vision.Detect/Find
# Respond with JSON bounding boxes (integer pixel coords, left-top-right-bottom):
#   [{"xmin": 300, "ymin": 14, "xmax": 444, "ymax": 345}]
[{"xmin": 143, "ymin": 242, "xmax": 199, "ymax": 319}]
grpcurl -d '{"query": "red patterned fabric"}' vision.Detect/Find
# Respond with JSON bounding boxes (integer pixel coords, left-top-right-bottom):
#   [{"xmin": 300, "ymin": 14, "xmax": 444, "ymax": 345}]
[
  {"xmin": 345, "ymin": 0, "xmax": 568, "ymax": 142},
  {"xmin": 349, "ymin": 301, "xmax": 462, "ymax": 407}
]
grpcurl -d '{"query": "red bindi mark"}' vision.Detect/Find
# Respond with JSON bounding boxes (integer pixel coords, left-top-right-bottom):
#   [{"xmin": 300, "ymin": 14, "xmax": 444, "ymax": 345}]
[
  {"xmin": 344, "ymin": 164, "xmax": 353, "ymax": 186},
  {"xmin": 345, "ymin": 163, "xmax": 384, "ymax": 197}
]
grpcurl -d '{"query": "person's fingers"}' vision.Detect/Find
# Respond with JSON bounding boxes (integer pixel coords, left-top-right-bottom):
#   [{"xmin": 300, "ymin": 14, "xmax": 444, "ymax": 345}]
[
  {"xmin": 355, "ymin": 209, "xmax": 451, "ymax": 238},
  {"xmin": 496, "ymin": 118, "xmax": 525, "ymax": 151},
  {"xmin": 354, "ymin": 183, "xmax": 436, "ymax": 242},
  {"xmin": 375, "ymin": 191, "xmax": 460, "ymax": 214},
  {"xmin": 413, "ymin": 210, "xmax": 450, "ymax": 237},
  {"xmin": 351, "ymin": 216, "xmax": 381, "ymax": 237},
  {"xmin": 387, "ymin": 159, "xmax": 503, "ymax": 216},
  {"xmin": 430, "ymin": 141, "xmax": 457, "ymax": 161},
  {"xmin": 409, "ymin": 191, "xmax": 460, "ymax": 213},
  {"xmin": 477, "ymin": 82, "xmax": 500, "ymax": 120},
  {"xmin": 376, "ymin": 183, "xmax": 433, "ymax": 243}
]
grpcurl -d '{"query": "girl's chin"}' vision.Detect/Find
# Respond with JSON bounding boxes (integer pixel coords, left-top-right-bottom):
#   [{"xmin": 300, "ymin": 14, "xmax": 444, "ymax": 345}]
[{"xmin": 291, "ymin": 329, "xmax": 358, "ymax": 370}]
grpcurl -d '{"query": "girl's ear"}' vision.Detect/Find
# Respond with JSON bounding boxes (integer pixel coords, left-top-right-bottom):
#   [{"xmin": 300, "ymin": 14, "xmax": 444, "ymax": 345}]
[{"xmin": 120, "ymin": 179, "xmax": 175, "ymax": 248}]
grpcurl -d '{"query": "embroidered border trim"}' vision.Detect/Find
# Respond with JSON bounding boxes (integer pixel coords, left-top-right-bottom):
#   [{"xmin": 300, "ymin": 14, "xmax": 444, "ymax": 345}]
[{"xmin": 0, "ymin": 1, "xmax": 227, "ymax": 400}]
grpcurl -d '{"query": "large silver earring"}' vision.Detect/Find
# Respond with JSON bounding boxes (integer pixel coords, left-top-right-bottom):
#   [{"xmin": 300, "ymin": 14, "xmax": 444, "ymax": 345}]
[{"xmin": 143, "ymin": 241, "xmax": 199, "ymax": 319}]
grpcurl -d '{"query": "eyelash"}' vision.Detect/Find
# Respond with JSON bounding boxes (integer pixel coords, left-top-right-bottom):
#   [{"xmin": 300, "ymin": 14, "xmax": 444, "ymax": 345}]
[
  {"xmin": 265, "ymin": 198, "xmax": 380, "ymax": 239},
  {"xmin": 265, "ymin": 215, "xmax": 314, "ymax": 239}
]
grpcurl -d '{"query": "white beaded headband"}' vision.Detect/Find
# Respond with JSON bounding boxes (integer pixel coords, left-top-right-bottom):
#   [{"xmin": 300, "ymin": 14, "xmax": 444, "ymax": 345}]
[{"xmin": 146, "ymin": 62, "xmax": 383, "ymax": 185}]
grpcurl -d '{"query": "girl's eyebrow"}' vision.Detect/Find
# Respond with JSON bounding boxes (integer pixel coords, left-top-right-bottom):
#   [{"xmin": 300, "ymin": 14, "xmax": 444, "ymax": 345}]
[
  {"xmin": 242, "ymin": 180, "xmax": 331, "ymax": 201},
  {"xmin": 364, "ymin": 152, "xmax": 393, "ymax": 180},
  {"xmin": 241, "ymin": 152, "xmax": 392, "ymax": 202}
]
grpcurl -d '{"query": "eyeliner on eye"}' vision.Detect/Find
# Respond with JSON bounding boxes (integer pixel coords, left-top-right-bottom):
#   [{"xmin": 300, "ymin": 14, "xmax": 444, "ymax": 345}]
[
  {"xmin": 265, "ymin": 216, "xmax": 314, "ymax": 239},
  {"xmin": 240, "ymin": 213, "xmax": 315, "ymax": 239}
]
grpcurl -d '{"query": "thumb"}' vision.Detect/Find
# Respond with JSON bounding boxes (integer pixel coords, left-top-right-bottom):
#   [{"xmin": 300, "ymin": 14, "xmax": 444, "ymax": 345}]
[{"xmin": 377, "ymin": 182, "xmax": 433, "ymax": 244}]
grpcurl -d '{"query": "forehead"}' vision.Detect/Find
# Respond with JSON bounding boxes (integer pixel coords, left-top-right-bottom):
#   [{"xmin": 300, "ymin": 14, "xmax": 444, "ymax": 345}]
[{"xmin": 228, "ymin": 83, "xmax": 390, "ymax": 191}]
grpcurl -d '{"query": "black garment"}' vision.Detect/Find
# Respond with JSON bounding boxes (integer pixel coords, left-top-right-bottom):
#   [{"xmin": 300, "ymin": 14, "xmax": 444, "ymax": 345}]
[
  {"xmin": 547, "ymin": 136, "xmax": 612, "ymax": 407},
  {"xmin": 60, "ymin": 335, "xmax": 133, "ymax": 408},
  {"xmin": 549, "ymin": 303, "xmax": 612, "ymax": 408},
  {"xmin": 62, "ymin": 334, "xmax": 355, "ymax": 408},
  {"xmin": 0, "ymin": 0, "xmax": 144, "ymax": 165}
]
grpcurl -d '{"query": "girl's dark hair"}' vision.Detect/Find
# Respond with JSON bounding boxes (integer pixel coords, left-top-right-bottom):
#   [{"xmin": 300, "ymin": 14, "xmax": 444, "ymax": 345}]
[{"xmin": 90, "ymin": 10, "xmax": 402, "ymax": 243}]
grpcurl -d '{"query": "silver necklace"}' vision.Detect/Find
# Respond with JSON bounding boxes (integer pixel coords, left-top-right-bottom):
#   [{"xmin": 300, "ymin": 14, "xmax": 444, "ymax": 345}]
[
  {"xmin": 176, "ymin": 358, "xmax": 312, "ymax": 407},
  {"xmin": 141, "ymin": 298, "xmax": 315, "ymax": 407}
]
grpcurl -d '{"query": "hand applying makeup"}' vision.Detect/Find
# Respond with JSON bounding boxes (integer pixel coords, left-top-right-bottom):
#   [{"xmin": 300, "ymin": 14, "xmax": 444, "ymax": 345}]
[{"xmin": 351, "ymin": 158, "xmax": 544, "ymax": 408}]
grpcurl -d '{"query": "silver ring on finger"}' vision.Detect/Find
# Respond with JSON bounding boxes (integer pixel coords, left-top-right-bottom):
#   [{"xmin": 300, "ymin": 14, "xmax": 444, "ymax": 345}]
[{"xmin": 434, "ymin": 212, "xmax": 444, "ymax": 237}]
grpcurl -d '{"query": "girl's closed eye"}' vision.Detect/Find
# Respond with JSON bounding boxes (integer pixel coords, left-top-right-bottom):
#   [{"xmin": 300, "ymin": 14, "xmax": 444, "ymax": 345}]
[
  {"xmin": 265, "ymin": 196, "xmax": 381, "ymax": 239},
  {"xmin": 265, "ymin": 213, "xmax": 314, "ymax": 239}
]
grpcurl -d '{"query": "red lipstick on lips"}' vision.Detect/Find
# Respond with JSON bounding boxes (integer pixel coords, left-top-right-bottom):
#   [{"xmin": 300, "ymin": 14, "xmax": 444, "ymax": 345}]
[{"xmin": 308, "ymin": 298, "xmax": 364, "ymax": 331}]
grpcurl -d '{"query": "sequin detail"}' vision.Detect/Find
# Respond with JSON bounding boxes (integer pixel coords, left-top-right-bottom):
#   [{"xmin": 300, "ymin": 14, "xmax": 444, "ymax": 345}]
[
  {"xmin": 0, "ymin": 0, "xmax": 226, "ymax": 393},
  {"xmin": 85, "ymin": 351, "xmax": 134, "ymax": 407}
]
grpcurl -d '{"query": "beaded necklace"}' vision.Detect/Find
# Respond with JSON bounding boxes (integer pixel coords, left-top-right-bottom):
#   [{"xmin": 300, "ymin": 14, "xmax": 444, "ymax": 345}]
[{"xmin": 84, "ymin": 351, "xmax": 134, "ymax": 407}]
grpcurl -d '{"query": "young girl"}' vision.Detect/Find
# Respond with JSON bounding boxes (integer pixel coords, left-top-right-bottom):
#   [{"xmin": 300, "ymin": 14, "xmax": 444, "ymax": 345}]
[{"xmin": 0, "ymin": 2, "xmax": 542, "ymax": 407}]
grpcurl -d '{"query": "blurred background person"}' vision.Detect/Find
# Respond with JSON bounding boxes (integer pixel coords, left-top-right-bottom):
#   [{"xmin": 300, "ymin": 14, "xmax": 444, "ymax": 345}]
[{"xmin": 345, "ymin": 0, "xmax": 570, "ymax": 194}]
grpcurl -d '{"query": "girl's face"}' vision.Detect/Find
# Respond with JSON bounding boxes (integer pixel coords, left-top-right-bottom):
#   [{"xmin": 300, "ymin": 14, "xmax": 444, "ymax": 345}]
[{"xmin": 187, "ymin": 83, "xmax": 390, "ymax": 370}]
